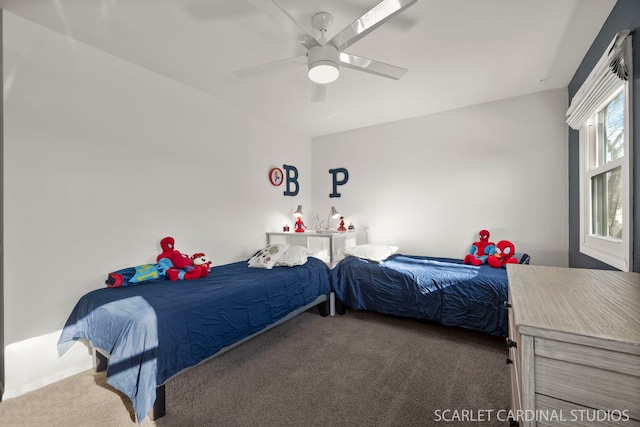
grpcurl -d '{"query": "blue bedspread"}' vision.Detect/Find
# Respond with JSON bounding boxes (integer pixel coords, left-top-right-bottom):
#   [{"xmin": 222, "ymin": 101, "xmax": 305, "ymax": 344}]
[
  {"xmin": 331, "ymin": 254, "xmax": 508, "ymax": 336},
  {"xmin": 58, "ymin": 257, "xmax": 330, "ymax": 423}
]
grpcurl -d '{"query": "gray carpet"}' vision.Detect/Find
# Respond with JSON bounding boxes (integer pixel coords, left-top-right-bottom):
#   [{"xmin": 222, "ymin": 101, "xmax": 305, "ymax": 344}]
[{"xmin": 0, "ymin": 309, "xmax": 510, "ymax": 427}]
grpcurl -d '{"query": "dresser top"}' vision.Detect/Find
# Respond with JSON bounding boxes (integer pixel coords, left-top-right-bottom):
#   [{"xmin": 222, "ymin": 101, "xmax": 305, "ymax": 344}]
[{"xmin": 507, "ymin": 264, "xmax": 640, "ymax": 350}]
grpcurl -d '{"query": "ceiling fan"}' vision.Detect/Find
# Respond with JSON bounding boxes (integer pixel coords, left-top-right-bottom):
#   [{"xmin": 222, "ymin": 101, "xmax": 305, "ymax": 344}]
[{"xmin": 234, "ymin": 0, "xmax": 418, "ymax": 101}]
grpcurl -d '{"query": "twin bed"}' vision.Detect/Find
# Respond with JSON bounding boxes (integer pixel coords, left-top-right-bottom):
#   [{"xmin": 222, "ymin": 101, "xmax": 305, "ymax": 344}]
[
  {"xmin": 332, "ymin": 253, "xmax": 514, "ymax": 337},
  {"xmin": 58, "ymin": 256, "xmax": 331, "ymax": 423},
  {"xmin": 58, "ymin": 245, "xmax": 522, "ymax": 422}
]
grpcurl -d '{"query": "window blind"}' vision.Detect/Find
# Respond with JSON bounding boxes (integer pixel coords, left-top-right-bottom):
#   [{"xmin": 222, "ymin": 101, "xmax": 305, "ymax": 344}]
[{"xmin": 566, "ymin": 31, "xmax": 631, "ymax": 130}]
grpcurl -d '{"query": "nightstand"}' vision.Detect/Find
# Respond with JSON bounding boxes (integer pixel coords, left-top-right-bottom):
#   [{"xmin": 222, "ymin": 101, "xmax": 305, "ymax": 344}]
[{"xmin": 266, "ymin": 229, "xmax": 368, "ymax": 267}]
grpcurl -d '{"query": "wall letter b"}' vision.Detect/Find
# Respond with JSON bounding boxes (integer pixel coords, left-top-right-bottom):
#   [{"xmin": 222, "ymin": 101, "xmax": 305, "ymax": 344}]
[{"xmin": 283, "ymin": 164, "xmax": 299, "ymax": 196}]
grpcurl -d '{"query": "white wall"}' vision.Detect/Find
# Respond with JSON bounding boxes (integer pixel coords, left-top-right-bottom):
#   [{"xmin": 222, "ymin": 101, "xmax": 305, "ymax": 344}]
[
  {"xmin": 312, "ymin": 89, "xmax": 569, "ymax": 267},
  {"xmin": 3, "ymin": 12, "xmax": 311, "ymax": 397}
]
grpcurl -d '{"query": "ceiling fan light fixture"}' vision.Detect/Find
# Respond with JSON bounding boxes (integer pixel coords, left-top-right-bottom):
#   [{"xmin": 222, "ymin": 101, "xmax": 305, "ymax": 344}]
[
  {"xmin": 308, "ymin": 61, "xmax": 340, "ymax": 84},
  {"xmin": 307, "ymin": 44, "xmax": 340, "ymax": 84}
]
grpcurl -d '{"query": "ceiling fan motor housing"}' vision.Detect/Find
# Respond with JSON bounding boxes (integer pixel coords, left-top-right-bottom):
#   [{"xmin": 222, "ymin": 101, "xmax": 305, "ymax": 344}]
[
  {"xmin": 311, "ymin": 12, "xmax": 334, "ymax": 33},
  {"xmin": 307, "ymin": 44, "xmax": 340, "ymax": 84}
]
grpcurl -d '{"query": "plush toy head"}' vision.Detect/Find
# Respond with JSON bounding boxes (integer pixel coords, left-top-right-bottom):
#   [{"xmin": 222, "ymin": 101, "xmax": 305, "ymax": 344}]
[
  {"xmin": 478, "ymin": 229, "xmax": 490, "ymax": 242},
  {"xmin": 191, "ymin": 253, "xmax": 212, "ymax": 270},
  {"xmin": 496, "ymin": 240, "xmax": 515, "ymax": 258},
  {"xmin": 160, "ymin": 236, "xmax": 175, "ymax": 251},
  {"xmin": 157, "ymin": 236, "xmax": 176, "ymax": 261},
  {"xmin": 488, "ymin": 240, "xmax": 518, "ymax": 268},
  {"xmin": 190, "ymin": 252, "xmax": 211, "ymax": 279}
]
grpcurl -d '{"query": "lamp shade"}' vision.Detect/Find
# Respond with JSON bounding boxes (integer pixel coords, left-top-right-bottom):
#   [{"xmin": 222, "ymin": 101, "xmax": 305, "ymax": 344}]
[
  {"xmin": 293, "ymin": 205, "xmax": 303, "ymax": 218},
  {"xmin": 325, "ymin": 206, "xmax": 341, "ymax": 231},
  {"xmin": 329, "ymin": 206, "xmax": 340, "ymax": 219}
]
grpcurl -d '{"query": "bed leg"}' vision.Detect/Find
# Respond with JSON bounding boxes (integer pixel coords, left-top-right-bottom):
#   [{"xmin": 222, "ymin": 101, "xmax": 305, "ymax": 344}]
[
  {"xmin": 329, "ymin": 292, "xmax": 336, "ymax": 316},
  {"xmin": 150, "ymin": 384, "xmax": 166, "ymax": 420},
  {"xmin": 317, "ymin": 296, "xmax": 330, "ymax": 317},
  {"xmin": 335, "ymin": 296, "xmax": 346, "ymax": 315},
  {"xmin": 94, "ymin": 349, "xmax": 108, "ymax": 373}
]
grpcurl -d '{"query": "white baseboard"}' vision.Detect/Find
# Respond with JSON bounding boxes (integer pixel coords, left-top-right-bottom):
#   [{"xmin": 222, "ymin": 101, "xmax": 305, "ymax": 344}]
[{"xmin": 3, "ymin": 329, "xmax": 93, "ymax": 399}]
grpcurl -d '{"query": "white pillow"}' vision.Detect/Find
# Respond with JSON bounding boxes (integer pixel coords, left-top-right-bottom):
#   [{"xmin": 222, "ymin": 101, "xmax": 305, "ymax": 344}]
[
  {"xmin": 276, "ymin": 246, "xmax": 312, "ymax": 267},
  {"xmin": 248, "ymin": 244, "xmax": 290, "ymax": 269},
  {"xmin": 343, "ymin": 244, "xmax": 399, "ymax": 263}
]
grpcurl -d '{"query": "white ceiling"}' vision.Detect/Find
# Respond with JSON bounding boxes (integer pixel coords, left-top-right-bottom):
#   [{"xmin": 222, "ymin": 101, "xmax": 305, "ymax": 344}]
[{"xmin": 0, "ymin": 0, "xmax": 616, "ymax": 138}]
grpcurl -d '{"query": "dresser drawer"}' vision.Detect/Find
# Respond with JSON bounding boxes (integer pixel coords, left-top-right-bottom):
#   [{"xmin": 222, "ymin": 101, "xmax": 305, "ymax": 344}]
[
  {"xmin": 536, "ymin": 394, "xmax": 640, "ymax": 427},
  {"xmin": 535, "ymin": 356, "xmax": 640, "ymax": 420},
  {"xmin": 535, "ymin": 337, "xmax": 640, "ymax": 377}
]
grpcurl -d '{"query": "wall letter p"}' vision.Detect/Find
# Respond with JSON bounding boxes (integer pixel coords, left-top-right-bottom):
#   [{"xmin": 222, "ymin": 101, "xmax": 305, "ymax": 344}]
[{"xmin": 329, "ymin": 168, "xmax": 349, "ymax": 198}]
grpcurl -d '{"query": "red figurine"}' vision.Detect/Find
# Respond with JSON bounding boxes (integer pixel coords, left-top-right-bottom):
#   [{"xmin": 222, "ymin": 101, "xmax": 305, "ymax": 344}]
[
  {"xmin": 294, "ymin": 217, "xmax": 306, "ymax": 233},
  {"xmin": 337, "ymin": 216, "xmax": 347, "ymax": 232}
]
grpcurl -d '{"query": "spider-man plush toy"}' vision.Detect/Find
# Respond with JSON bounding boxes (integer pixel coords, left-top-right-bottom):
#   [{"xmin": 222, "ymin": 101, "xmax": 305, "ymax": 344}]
[
  {"xmin": 488, "ymin": 240, "xmax": 518, "ymax": 268},
  {"xmin": 463, "ymin": 229, "xmax": 496, "ymax": 266},
  {"xmin": 157, "ymin": 236, "xmax": 207, "ymax": 281}
]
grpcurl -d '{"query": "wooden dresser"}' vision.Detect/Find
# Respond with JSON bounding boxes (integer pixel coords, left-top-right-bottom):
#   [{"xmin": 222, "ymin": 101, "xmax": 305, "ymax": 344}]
[{"xmin": 506, "ymin": 264, "xmax": 640, "ymax": 427}]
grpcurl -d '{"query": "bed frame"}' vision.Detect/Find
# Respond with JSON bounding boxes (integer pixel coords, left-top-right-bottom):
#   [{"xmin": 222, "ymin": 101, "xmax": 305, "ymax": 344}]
[{"xmin": 92, "ymin": 294, "xmax": 330, "ymax": 420}]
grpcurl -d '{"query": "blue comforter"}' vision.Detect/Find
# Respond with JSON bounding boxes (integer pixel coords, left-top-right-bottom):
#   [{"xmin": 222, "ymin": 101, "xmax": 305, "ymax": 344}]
[
  {"xmin": 331, "ymin": 254, "xmax": 508, "ymax": 336},
  {"xmin": 58, "ymin": 257, "xmax": 330, "ymax": 423}
]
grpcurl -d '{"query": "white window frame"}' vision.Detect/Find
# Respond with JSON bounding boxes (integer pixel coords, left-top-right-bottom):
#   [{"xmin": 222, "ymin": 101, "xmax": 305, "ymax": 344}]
[
  {"xmin": 568, "ymin": 31, "xmax": 633, "ymax": 271},
  {"xmin": 578, "ymin": 89, "xmax": 632, "ymax": 271}
]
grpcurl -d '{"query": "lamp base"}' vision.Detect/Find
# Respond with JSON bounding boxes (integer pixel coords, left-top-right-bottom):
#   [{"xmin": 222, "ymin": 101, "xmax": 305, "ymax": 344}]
[{"xmin": 316, "ymin": 229, "xmax": 334, "ymax": 235}]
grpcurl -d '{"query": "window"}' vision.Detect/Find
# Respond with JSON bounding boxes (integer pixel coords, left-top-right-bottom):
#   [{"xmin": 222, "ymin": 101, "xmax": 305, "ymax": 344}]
[{"xmin": 568, "ymin": 31, "xmax": 633, "ymax": 271}]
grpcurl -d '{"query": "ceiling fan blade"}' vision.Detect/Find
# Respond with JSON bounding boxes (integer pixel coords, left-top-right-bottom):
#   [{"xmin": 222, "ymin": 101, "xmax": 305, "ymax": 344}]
[
  {"xmin": 328, "ymin": 0, "xmax": 417, "ymax": 52},
  {"xmin": 233, "ymin": 55, "xmax": 306, "ymax": 78},
  {"xmin": 245, "ymin": 0, "xmax": 321, "ymax": 50},
  {"xmin": 311, "ymin": 83, "xmax": 326, "ymax": 102},
  {"xmin": 339, "ymin": 53, "xmax": 407, "ymax": 80}
]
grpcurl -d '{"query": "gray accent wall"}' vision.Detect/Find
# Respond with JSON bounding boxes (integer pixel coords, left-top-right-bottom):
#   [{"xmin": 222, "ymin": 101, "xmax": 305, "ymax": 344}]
[
  {"xmin": 568, "ymin": 0, "xmax": 640, "ymax": 271},
  {"xmin": 0, "ymin": 9, "xmax": 4, "ymax": 401}
]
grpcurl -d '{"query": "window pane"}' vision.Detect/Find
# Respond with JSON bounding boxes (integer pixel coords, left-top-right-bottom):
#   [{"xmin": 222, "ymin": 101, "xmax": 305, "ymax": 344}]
[
  {"xmin": 591, "ymin": 166, "xmax": 622, "ymax": 239},
  {"xmin": 595, "ymin": 91, "xmax": 624, "ymax": 167}
]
